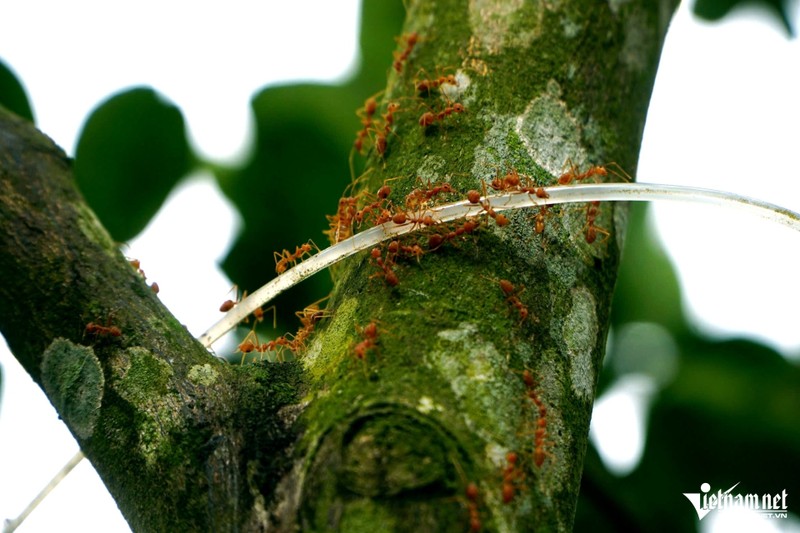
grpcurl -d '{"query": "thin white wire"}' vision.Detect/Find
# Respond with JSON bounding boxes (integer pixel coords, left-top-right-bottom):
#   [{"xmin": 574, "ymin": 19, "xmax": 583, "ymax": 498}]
[{"xmin": 197, "ymin": 182, "xmax": 800, "ymax": 348}]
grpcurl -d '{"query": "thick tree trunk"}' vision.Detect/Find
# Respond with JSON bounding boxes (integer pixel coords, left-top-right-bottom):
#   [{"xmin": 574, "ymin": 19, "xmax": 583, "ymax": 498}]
[
  {"xmin": 285, "ymin": 1, "xmax": 675, "ymax": 532},
  {"xmin": 0, "ymin": 1, "xmax": 674, "ymax": 531}
]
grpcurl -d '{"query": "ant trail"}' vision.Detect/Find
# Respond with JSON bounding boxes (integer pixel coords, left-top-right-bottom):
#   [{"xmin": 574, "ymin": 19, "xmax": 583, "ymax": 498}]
[{"xmin": 198, "ymin": 182, "xmax": 800, "ymax": 348}]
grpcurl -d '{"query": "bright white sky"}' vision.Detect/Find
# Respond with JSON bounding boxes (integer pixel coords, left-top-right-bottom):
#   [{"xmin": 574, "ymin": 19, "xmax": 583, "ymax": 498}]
[{"xmin": 0, "ymin": 1, "xmax": 798, "ymax": 531}]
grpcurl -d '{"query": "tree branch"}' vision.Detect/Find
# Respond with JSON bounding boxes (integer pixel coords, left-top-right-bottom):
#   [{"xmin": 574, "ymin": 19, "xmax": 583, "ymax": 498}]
[{"xmin": 0, "ymin": 106, "xmax": 302, "ymax": 531}]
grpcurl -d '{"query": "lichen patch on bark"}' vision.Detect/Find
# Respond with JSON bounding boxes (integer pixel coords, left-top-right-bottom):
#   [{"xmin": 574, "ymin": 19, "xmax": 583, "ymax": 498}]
[
  {"xmin": 515, "ymin": 80, "xmax": 585, "ymax": 175},
  {"xmin": 41, "ymin": 337, "xmax": 104, "ymax": 439},
  {"xmin": 562, "ymin": 287, "xmax": 598, "ymax": 399}
]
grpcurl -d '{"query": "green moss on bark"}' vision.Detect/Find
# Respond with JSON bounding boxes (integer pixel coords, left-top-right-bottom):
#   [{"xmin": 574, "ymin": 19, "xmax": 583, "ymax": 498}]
[{"xmin": 288, "ymin": 0, "xmax": 673, "ymax": 530}]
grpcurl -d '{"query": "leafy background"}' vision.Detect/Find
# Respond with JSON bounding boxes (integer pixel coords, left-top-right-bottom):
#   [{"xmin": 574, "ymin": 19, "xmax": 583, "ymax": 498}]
[{"xmin": 1, "ymin": 0, "xmax": 798, "ymax": 531}]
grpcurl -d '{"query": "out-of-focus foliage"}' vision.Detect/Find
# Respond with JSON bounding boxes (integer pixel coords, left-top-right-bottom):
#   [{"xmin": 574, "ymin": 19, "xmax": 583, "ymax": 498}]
[
  {"xmin": 0, "ymin": 59, "xmax": 33, "ymax": 122},
  {"xmin": 74, "ymin": 88, "xmax": 190, "ymax": 243},
  {"xmin": 214, "ymin": 0, "xmax": 406, "ymax": 331},
  {"xmin": 693, "ymin": 0, "xmax": 796, "ymax": 36},
  {"xmin": 578, "ymin": 204, "xmax": 800, "ymax": 531}
]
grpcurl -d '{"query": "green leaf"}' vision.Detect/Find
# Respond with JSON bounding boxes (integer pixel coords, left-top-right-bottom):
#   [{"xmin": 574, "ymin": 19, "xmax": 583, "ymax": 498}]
[
  {"xmin": 216, "ymin": 84, "xmax": 354, "ymax": 327},
  {"xmin": 0, "ymin": 59, "xmax": 34, "ymax": 122},
  {"xmin": 212, "ymin": 0, "xmax": 406, "ymax": 328},
  {"xmin": 693, "ymin": 0, "xmax": 795, "ymax": 37},
  {"xmin": 74, "ymin": 87, "xmax": 190, "ymax": 242},
  {"xmin": 611, "ymin": 203, "xmax": 684, "ymax": 332}
]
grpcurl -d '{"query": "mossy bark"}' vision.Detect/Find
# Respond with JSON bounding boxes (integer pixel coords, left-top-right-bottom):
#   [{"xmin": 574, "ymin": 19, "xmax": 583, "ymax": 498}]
[
  {"xmin": 0, "ymin": 108, "xmax": 303, "ymax": 531},
  {"xmin": 0, "ymin": 1, "xmax": 675, "ymax": 532},
  {"xmin": 283, "ymin": 1, "xmax": 676, "ymax": 532}
]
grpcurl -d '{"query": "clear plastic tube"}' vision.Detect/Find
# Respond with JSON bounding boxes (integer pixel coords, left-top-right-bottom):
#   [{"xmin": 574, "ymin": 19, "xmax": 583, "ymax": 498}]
[{"xmin": 198, "ymin": 182, "xmax": 800, "ymax": 347}]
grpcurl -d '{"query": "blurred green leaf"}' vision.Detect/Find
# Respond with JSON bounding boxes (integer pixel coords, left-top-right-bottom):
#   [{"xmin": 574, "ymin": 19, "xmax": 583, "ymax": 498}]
[
  {"xmin": 611, "ymin": 203, "xmax": 685, "ymax": 333},
  {"xmin": 0, "ymin": 59, "xmax": 34, "ymax": 122},
  {"xmin": 213, "ymin": 0, "xmax": 406, "ymax": 329},
  {"xmin": 74, "ymin": 87, "xmax": 190, "ymax": 242},
  {"xmin": 580, "ymin": 336, "xmax": 800, "ymax": 532},
  {"xmin": 693, "ymin": 0, "xmax": 795, "ymax": 36}
]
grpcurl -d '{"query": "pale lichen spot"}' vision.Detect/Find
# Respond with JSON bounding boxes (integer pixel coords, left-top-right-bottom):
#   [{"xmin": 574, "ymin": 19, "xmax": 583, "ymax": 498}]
[
  {"xmin": 188, "ymin": 363, "xmax": 219, "ymax": 386},
  {"xmin": 41, "ymin": 338, "xmax": 104, "ymax": 439},
  {"xmin": 619, "ymin": 7, "xmax": 650, "ymax": 72},
  {"xmin": 608, "ymin": 0, "xmax": 630, "ymax": 15},
  {"xmin": 515, "ymin": 80, "xmax": 586, "ymax": 175},
  {"xmin": 472, "ymin": 115, "xmax": 522, "ymax": 190},
  {"xmin": 303, "ymin": 297, "xmax": 357, "ymax": 381},
  {"xmin": 431, "ymin": 323, "xmax": 518, "ymax": 438},
  {"xmin": 563, "ymin": 287, "xmax": 598, "ymax": 399},
  {"xmin": 437, "ymin": 321, "xmax": 478, "ymax": 344},
  {"xmin": 417, "ymin": 396, "xmax": 443, "ymax": 415},
  {"xmin": 441, "ymin": 70, "xmax": 473, "ymax": 105},
  {"xmin": 485, "ymin": 441, "xmax": 509, "ymax": 468},
  {"xmin": 434, "ymin": 323, "xmax": 499, "ymax": 392},
  {"xmin": 112, "ymin": 347, "xmax": 182, "ymax": 466},
  {"xmin": 468, "ymin": 0, "xmax": 526, "ymax": 53},
  {"xmin": 561, "ymin": 15, "xmax": 582, "ymax": 38},
  {"xmin": 416, "ymin": 155, "xmax": 449, "ymax": 184}
]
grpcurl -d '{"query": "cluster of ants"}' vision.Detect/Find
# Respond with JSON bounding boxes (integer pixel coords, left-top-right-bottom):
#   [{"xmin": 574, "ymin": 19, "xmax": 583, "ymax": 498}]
[
  {"xmin": 218, "ymin": 291, "xmax": 332, "ymax": 364},
  {"xmin": 230, "ymin": 158, "xmax": 617, "ymax": 366},
  {"xmin": 496, "ymin": 369, "xmax": 554, "ymax": 508},
  {"xmin": 453, "ymin": 369, "xmax": 553, "ymax": 529},
  {"xmin": 351, "ymin": 31, "xmax": 467, "ymax": 163}
]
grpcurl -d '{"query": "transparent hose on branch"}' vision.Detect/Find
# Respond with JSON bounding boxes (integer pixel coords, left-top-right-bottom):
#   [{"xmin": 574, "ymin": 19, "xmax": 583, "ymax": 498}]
[{"xmin": 198, "ymin": 182, "xmax": 800, "ymax": 348}]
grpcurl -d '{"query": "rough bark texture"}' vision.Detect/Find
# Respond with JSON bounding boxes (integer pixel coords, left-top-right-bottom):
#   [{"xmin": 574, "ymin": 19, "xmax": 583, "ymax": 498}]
[
  {"xmin": 282, "ymin": 1, "xmax": 675, "ymax": 532},
  {"xmin": 0, "ymin": 108, "xmax": 304, "ymax": 531},
  {"xmin": 0, "ymin": 1, "xmax": 675, "ymax": 532}
]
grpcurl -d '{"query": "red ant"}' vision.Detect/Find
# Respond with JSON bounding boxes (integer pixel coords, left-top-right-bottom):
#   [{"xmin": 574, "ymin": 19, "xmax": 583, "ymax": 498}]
[
  {"xmin": 404, "ymin": 179, "xmax": 457, "ymax": 210},
  {"xmin": 354, "ymin": 183, "xmax": 395, "ymax": 228},
  {"xmin": 558, "ymin": 160, "xmax": 632, "ymax": 185},
  {"xmin": 219, "ymin": 285, "xmax": 246, "ymax": 313},
  {"xmin": 353, "ymin": 321, "xmax": 380, "ymax": 361},
  {"xmin": 501, "ymin": 451, "xmax": 525, "ymax": 504},
  {"xmin": 85, "ymin": 320, "xmax": 122, "ymax": 338},
  {"xmin": 465, "ymin": 482, "xmax": 482, "ymax": 532},
  {"xmin": 372, "ymin": 101, "xmax": 401, "ymax": 157},
  {"xmin": 128, "ymin": 258, "xmax": 146, "ymax": 279},
  {"xmin": 419, "ymin": 102, "xmax": 465, "ymax": 128},
  {"xmin": 498, "ymin": 279, "xmax": 529, "ymax": 324},
  {"xmin": 489, "ymin": 168, "xmax": 523, "ymax": 192},
  {"xmin": 522, "ymin": 370, "xmax": 553, "ymax": 467},
  {"xmin": 474, "ymin": 181, "xmax": 510, "ymax": 227},
  {"xmin": 534, "ymin": 206, "xmax": 549, "ymax": 235},
  {"xmin": 429, "ymin": 217, "xmax": 482, "ymax": 250},
  {"xmin": 370, "ymin": 246, "xmax": 399, "ymax": 287},
  {"xmin": 325, "ymin": 195, "xmax": 359, "ymax": 244},
  {"xmin": 583, "ymin": 201, "xmax": 609, "ymax": 244},
  {"xmin": 391, "ymin": 211, "xmax": 438, "ymax": 230},
  {"xmin": 557, "ymin": 161, "xmax": 609, "ymax": 185},
  {"xmin": 353, "ymin": 95, "xmax": 379, "ymax": 154},
  {"xmin": 387, "ymin": 239, "xmax": 425, "ymax": 263},
  {"xmin": 392, "ymin": 32, "xmax": 419, "ymax": 73},
  {"xmin": 237, "ymin": 330, "xmax": 259, "ymax": 360},
  {"xmin": 415, "ymin": 73, "xmax": 457, "ymax": 95},
  {"xmin": 274, "ymin": 241, "xmax": 316, "ymax": 274}
]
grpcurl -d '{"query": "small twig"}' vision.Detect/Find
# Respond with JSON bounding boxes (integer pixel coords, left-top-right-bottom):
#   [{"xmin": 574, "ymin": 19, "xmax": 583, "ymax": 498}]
[{"xmin": 3, "ymin": 450, "xmax": 85, "ymax": 533}]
